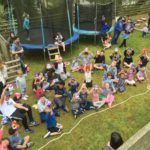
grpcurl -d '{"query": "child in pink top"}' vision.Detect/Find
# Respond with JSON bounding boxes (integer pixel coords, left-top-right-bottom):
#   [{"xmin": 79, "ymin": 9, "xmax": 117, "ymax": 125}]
[
  {"xmin": 125, "ymin": 66, "xmax": 136, "ymax": 86},
  {"xmin": 90, "ymin": 85, "xmax": 105, "ymax": 109},
  {"xmin": 136, "ymin": 67, "xmax": 147, "ymax": 82},
  {"xmin": 101, "ymin": 83, "xmax": 115, "ymax": 108}
]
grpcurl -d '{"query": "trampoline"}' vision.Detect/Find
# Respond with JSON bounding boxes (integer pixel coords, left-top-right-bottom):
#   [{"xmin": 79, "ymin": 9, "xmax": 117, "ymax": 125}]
[
  {"xmin": 6, "ymin": 0, "xmax": 113, "ymax": 50},
  {"xmin": 8, "ymin": 0, "xmax": 76, "ymax": 50}
]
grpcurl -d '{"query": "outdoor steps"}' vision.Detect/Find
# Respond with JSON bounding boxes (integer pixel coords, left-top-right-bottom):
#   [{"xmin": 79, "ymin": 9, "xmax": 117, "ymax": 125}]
[{"xmin": 6, "ymin": 58, "xmax": 21, "ymax": 83}]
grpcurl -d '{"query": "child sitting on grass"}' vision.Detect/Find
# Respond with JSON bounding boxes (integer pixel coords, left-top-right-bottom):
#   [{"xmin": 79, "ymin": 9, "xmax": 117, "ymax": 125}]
[
  {"xmin": 136, "ymin": 67, "xmax": 147, "ymax": 82},
  {"xmin": 84, "ymin": 64, "xmax": 93, "ymax": 88},
  {"xmin": 125, "ymin": 65, "xmax": 137, "ymax": 86},
  {"xmin": 37, "ymin": 95, "xmax": 60, "ymax": 123},
  {"xmin": 68, "ymin": 78, "xmax": 80, "ymax": 99},
  {"xmin": 42, "ymin": 79, "xmax": 50, "ymax": 91},
  {"xmin": 103, "ymin": 72, "xmax": 117, "ymax": 93},
  {"xmin": 16, "ymin": 70, "xmax": 28, "ymax": 100},
  {"xmin": 35, "ymin": 83, "xmax": 44, "ymax": 100},
  {"xmin": 100, "ymin": 83, "xmax": 115, "ymax": 108},
  {"xmin": 8, "ymin": 127, "xmax": 33, "ymax": 149},
  {"xmin": 90, "ymin": 84, "xmax": 105, "ymax": 109},
  {"xmin": 101, "ymin": 33, "xmax": 112, "ymax": 49},
  {"xmin": 138, "ymin": 48, "xmax": 149, "ymax": 68},
  {"xmin": 116, "ymin": 70, "xmax": 126, "ymax": 93},
  {"xmin": 54, "ymin": 55, "xmax": 70, "ymax": 81},
  {"xmin": 78, "ymin": 83, "xmax": 95, "ymax": 110},
  {"xmin": 43, "ymin": 101, "xmax": 63, "ymax": 139},
  {"xmin": 93, "ymin": 50, "xmax": 105, "ymax": 70},
  {"xmin": 71, "ymin": 57, "xmax": 81, "ymax": 72},
  {"xmin": 123, "ymin": 48, "xmax": 134, "ymax": 68},
  {"xmin": 54, "ymin": 81, "xmax": 69, "ymax": 112},
  {"xmin": 71, "ymin": 93, "xmax": 84, "ymax": 119}
]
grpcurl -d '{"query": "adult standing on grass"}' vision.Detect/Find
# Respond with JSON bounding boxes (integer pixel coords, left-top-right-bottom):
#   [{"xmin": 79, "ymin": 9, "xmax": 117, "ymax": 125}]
[
  {"xmin": 0, "ymin": 86, "xmax": 38, "ymax": 133},
  {"xmin": 11, "ymin": 37, "xmax": 24, "ymax": 60},
  {"xmin": 112, "ymin": 17, "xmax": 123, "ymax": 44}
]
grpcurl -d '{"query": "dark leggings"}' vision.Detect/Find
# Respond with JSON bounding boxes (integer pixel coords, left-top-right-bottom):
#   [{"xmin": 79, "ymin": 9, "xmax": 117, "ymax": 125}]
[
  {"xmin": 19, "ymin": 104, "xmax": 34, "ymax": 122},
  {"xmin": 25, "ymin": 29, "xmax": 30, "ymax": 38},
  {"xmin": 11, "ymin": 109, "xmax": 29, "ymax": 130},
  {"xmin": 120, "ymin": 39, "xmax": 127, "ymax": 47},
  {"xmin": 0, "ymin": 82, "xmax": 4, "ymax": 97},
  {"xmin": 11, "ymin": 104, "xmax": 34, "ymax": 129}
]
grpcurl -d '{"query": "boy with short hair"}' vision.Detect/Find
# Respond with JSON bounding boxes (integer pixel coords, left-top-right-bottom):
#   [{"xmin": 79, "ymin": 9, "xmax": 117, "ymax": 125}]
[{"xmin": 8, "ymin": 128, "xmax": 33, "ymax": 149}]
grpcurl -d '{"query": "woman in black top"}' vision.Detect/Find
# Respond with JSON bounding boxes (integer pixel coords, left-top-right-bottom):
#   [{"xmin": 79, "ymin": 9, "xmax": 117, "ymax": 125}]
[{"xmin": 94, "ymin": 50, "xmax": 105, "ymax": 70}]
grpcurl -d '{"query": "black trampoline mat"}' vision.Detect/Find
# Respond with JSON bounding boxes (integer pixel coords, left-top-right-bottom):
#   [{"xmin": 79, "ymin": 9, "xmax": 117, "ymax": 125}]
[{"xmin": 18, "ymin": 28, "xmax": 70, "ymax": 45}]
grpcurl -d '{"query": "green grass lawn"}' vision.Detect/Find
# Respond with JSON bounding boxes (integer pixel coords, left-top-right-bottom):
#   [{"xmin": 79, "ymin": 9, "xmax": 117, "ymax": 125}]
[{"xmin": 7, "ymin": 31, "xmax": 150, "ymax": 150}]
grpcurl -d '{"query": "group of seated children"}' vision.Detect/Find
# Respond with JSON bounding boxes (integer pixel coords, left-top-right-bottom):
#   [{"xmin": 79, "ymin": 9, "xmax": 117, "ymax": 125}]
[
  {"xmin": 0, "ymin": 45, "xmax": 148, "ymax": 144},
  {"xmin": 32, "ymin": 46, "xmax": 148, "ymax": 121}
]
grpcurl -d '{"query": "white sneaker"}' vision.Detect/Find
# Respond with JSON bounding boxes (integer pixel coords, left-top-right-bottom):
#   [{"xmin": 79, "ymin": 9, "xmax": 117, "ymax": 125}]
[
  {"xmin": 26, "ymin": 142, "xmax": 34, "ymax": 148},
  {"xmin": 22, "ymin": 96, "xmax": 28, "ymax": 100},
  {"xmin": 43, "ymin": 131, "xmax": 51, "ymax": 139},
  {"xmin": 25, "ymin": 95, "xmax": 29, "ymax": 98}
]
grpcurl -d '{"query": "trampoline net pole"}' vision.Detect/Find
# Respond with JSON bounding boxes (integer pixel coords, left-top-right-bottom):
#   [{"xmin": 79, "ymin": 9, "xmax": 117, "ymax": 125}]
[
  {"xmin": 94, "ymin": 0, "xmax": 98, "ymax": 44},
  {"xmin": 10, "ymin": 0, "xmax": 16, "ymax": 34},
  {"xmin": 66, "ymin": 0, "xmax": 73, "ymax": 56},
  {"xmin": 77, "ymin": 0, "xmax": 80, "ymax": 47},
  {"xmin": 39, "ymin": 2, "xmax": 46, "ymax": 64}
]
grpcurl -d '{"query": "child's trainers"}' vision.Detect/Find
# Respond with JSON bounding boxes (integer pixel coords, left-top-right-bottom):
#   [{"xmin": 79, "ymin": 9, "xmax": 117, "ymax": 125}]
[
  {"xmin": 22, "ymin": 96, "xmax": 28, "ymax": 100},
  {"xmin": 43, "ymin": 131, "xmax": 51, "ymax": 139},
  {"xmin": 26, "ymin": 142, "xmax": 34, "ymax": 148},
  {"xmin": 25, "ymin": 95, "xmax": 29, "ymax": 98},
  {"xmin": 63, "ymin": 106, "xmax": 69, "ymax": 112},
  {"xmin": 90, "ymin": 106, "xmax": 96, "ymax": 110},
  {"xmin": 74, "ymin": 115, "xmax": 77, "ymax": 119},
  {"xmin": 25, "ymin": 128, "xmax": 34, "ymax": 133},
  {"xmin": 29, "ymin": 121, "xmax": 39, "ymax": 127}
]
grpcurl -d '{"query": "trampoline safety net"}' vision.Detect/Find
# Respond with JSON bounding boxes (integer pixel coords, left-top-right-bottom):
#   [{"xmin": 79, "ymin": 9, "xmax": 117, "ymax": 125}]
[
  {"xmin": 12, "ymin": 0, "xmax": 73, "ymax": 47},
  {"xmin": 75, "ymin": 0, "xmax": 113, "ymax": 31}
]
